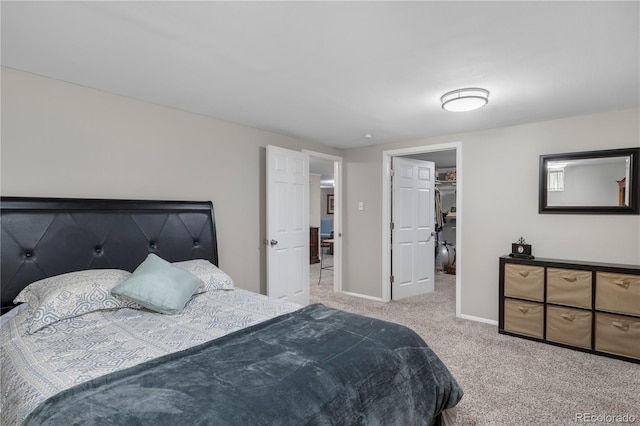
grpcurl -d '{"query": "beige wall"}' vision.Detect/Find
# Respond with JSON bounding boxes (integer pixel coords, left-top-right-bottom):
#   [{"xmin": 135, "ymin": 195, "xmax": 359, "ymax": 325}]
[
  {"xmin": 343, "ymin": 109, "xmax": 640, "ymax": 321},
  {"xmin": 3, "ymin": 68, "xmax": 639, "ymax": 323},
  {"xmin": 1, "ymin": 68, "xmax": 341, "ymax": 294}
]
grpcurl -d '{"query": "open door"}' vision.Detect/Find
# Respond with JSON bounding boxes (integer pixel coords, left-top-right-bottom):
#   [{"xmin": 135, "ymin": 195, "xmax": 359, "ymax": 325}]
[
  {"xmin": 391, "ymin": 157, "xmax": 436, "ymax": 300},
  {"xmin": 266, "ymin": 145, "xmax": 310, "ymax": 305}
]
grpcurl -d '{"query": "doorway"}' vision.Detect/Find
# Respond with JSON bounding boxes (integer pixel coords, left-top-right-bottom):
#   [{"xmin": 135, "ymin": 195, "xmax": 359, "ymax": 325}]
[
  {"xmin": 381, "ymin": 142, "xmax": 461, "ymax": 316},
  {"xmin": 307, "ymin": 150, "xmax": 343, "ymax": 294}
]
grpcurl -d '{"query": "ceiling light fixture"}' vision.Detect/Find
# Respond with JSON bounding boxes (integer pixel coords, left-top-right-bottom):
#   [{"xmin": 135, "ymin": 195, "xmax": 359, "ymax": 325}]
[{"xmin": 441, "ymin": 88, "xmax": 489, "ymax": 112}]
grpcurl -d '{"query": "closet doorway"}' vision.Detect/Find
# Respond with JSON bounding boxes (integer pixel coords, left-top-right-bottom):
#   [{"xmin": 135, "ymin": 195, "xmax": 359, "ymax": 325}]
[
  {"xmin": 405, "ymin": 151, "xmax": 457, "ymax": 277},
  {"xmin": 381, "ymin": 142, "xmax": 461, "ymax": 316}
]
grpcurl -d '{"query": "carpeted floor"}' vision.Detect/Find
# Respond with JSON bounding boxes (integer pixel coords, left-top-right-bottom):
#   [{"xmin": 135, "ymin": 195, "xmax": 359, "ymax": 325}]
[{"xmin": 310, "ymin": 258, "xmax": 640, "ymax": 425}]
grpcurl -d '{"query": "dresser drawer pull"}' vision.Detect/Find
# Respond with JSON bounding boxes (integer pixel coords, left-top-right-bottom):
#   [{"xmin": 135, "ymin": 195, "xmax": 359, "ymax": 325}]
[
  {"xmin": 612, "ymin": 321, "xmax": 629, "ymax": 331},
  {"xmin": 613, "ymin": 279, "xmax": 630, "ymax": 289},
  {"xmin": 518, "ymin": 306, "xmax": 529, "ymax": 314},
  {"xmin": 518, "ymin": 271, "xmax": 530, "ymax": 278},
  {"xmin": 562, "ymin": 276, "xmax": 577, "ymax": 282},
  {"xmin": 561, "ymin": 313, "xmax": 575, "ymax": 321}
]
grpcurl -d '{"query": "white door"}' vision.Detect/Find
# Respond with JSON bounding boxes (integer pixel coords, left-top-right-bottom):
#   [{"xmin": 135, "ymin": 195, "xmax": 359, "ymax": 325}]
[
  {"xmin": 266, "ymin": 145, "xmax": 309, "ymax": 305},
  {"xmin": 391, "ymin": 157, "xmax": 436, "ymax": 300}
]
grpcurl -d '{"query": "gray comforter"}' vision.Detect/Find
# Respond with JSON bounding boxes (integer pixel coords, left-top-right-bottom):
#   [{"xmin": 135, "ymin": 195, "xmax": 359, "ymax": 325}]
[{"xmin": 24, "ymin": 304, "xmax": 463, "ymax": 426}]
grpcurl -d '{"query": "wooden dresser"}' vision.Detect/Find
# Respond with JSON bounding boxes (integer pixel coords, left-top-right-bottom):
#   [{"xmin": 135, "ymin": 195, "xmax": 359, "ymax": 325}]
[
  {"xmin": 499, "ymin": 255, "xmax": 640, "ymax": 363},
  {"xmin": 310, "ymin": 227, "xmax": 320, "ymax": 264}
]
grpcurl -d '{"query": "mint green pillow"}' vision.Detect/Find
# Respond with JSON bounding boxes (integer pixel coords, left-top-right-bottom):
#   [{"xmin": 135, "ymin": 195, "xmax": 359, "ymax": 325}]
[{"xmin": 112, "ymin": 254, "xmax": 203, "ymax": 315}]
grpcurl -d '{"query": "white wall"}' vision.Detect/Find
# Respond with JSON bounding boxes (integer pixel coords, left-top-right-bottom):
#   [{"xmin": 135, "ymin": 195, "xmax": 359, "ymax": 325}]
[
  {"xmin": 343, "ymin": 108, "xmax": 640, "ymax": 321},
  {"xmin": 1, "ymin": 68, "xmax": 341, "ymax": 294}
]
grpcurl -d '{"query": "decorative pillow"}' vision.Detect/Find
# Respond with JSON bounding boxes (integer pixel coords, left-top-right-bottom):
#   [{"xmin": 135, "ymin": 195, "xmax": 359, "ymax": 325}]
[
  {"xmin": 111, "ymin": 254, "xmax": 203, "ymax": 315},
  {"xmin": 172, "ymin": 259, "xmax": 235, "ymax": 292},
  {"xmin": 13, "ymin": 269, "xmax": 139, "ymax": 334}
]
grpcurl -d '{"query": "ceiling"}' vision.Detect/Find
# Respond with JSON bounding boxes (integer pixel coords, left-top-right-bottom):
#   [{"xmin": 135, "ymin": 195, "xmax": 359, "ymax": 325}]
[
  {"xmin": 308, "ymin": 156, "xmax": 336, "ymax": 188},
  {"xmin": 1, "ymin": 1, "xmax": 638, "ymax": 151}
]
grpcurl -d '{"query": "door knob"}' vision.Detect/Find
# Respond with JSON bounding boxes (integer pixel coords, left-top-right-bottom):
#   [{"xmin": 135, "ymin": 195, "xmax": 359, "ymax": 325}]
[{"xmin": 270, "ymin": 239, "xmax": 278, "ymax": 246}]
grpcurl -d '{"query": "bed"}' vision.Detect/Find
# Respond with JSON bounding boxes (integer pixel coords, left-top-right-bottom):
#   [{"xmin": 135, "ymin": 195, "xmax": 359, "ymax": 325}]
[{"xmin": 1, "ymin": 197, "xmax": 463, "ymax": 425}]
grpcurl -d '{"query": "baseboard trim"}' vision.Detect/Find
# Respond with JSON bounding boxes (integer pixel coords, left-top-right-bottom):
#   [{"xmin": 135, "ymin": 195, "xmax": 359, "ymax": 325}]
[
  {"xmin": 338, "ymin": 292, "xmax": 499, "ymax": 325},
  {"xmin": 459, "ymin": 313, "xmax": 499, "ymax": 326},
  {"xmin": 341, "ymin": 290, "xmax": 384, "ymax": 302}
]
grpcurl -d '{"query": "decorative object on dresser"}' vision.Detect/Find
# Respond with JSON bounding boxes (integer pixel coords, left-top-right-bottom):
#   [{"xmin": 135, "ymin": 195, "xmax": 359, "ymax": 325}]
[
  {"xmin": 499, "ymin": 255, "xmax": 640, "ymax": 363},
  {"xmin": 509, "ymin": 236, "xmax": 534, "ymax": 259}
]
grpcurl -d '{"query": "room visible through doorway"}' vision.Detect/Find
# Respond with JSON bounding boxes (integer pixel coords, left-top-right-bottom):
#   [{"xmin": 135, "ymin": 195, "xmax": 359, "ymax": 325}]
[{"xmin": 307, "ymin": 152, "xmax": 342, "ymax": 295}]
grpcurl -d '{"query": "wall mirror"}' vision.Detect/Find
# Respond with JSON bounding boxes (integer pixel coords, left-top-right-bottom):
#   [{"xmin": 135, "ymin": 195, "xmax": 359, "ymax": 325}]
[{"xmin": 539, "ymin": 147, "xmax": 639, "ymax": 214}]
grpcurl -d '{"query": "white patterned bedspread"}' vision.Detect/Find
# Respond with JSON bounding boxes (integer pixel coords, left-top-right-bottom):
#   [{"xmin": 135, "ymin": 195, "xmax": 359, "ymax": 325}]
[{"xmin": 0, "ymin": 289, "xmax": 301, "ymax": 425}]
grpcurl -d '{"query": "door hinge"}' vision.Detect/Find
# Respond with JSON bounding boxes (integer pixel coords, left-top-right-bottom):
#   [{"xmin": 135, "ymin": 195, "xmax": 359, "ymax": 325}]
[
  {"xmin": 390, "ymin": 222, "xmax": 394, "ymax": 230},
  {"xmin": 390, "ymin": 169, "xmax": 395, "ymax": 177},
  {"xmin": 390, "ymin": 275, "xmax": 394, "ymax": 283}
]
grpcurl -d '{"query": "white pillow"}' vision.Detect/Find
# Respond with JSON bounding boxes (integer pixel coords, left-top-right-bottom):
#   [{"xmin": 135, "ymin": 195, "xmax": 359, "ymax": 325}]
[
  {"xmin": 172, "ymin": 259, "xmax": 235, "ymax": 292},
  {"xmin": 14, "ymin": 269, "xmax": 140, "ymax": 334}
]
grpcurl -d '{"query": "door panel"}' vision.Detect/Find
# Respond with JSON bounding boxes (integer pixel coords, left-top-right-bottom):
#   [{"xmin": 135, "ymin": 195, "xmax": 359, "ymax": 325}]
[
  {"xmin": 392, "ymin": 157, "xmax": 435, "ymax": 300},
  {"xmin": 266, "ymin": 145, "xmax": 309, "ymax": 305}
]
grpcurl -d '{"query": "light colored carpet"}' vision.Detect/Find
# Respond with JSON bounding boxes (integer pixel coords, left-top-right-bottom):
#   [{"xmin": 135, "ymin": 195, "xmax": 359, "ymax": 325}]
[{"xmin": 310, "ymin": 260, "xmax": 640, "ymax": 425}]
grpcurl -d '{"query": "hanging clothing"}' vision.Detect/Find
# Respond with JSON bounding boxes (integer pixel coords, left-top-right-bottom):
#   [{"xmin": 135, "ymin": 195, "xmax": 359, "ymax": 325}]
[{"xmin": 435, "ymin": 186, "xmax": 443, "ymax": 231}]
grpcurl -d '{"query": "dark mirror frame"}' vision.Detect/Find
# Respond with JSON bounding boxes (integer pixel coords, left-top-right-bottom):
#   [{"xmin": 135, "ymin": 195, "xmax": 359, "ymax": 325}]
[{"xmin": 539, "ymin": 147, "xmax": 640, "ymax": 214}]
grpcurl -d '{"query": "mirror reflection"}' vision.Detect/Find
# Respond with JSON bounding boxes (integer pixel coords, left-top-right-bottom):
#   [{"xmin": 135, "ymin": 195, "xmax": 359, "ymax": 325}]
[{"xmin": 546, "ymin": 156, "xmax": 631, "ymax": 207}]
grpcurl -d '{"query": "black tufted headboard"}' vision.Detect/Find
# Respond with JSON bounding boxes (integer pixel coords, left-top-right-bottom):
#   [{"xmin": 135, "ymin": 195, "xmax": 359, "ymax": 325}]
[{"xmin": 0, "ymin": 197, "xmax": 218, "ymax": 314}]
